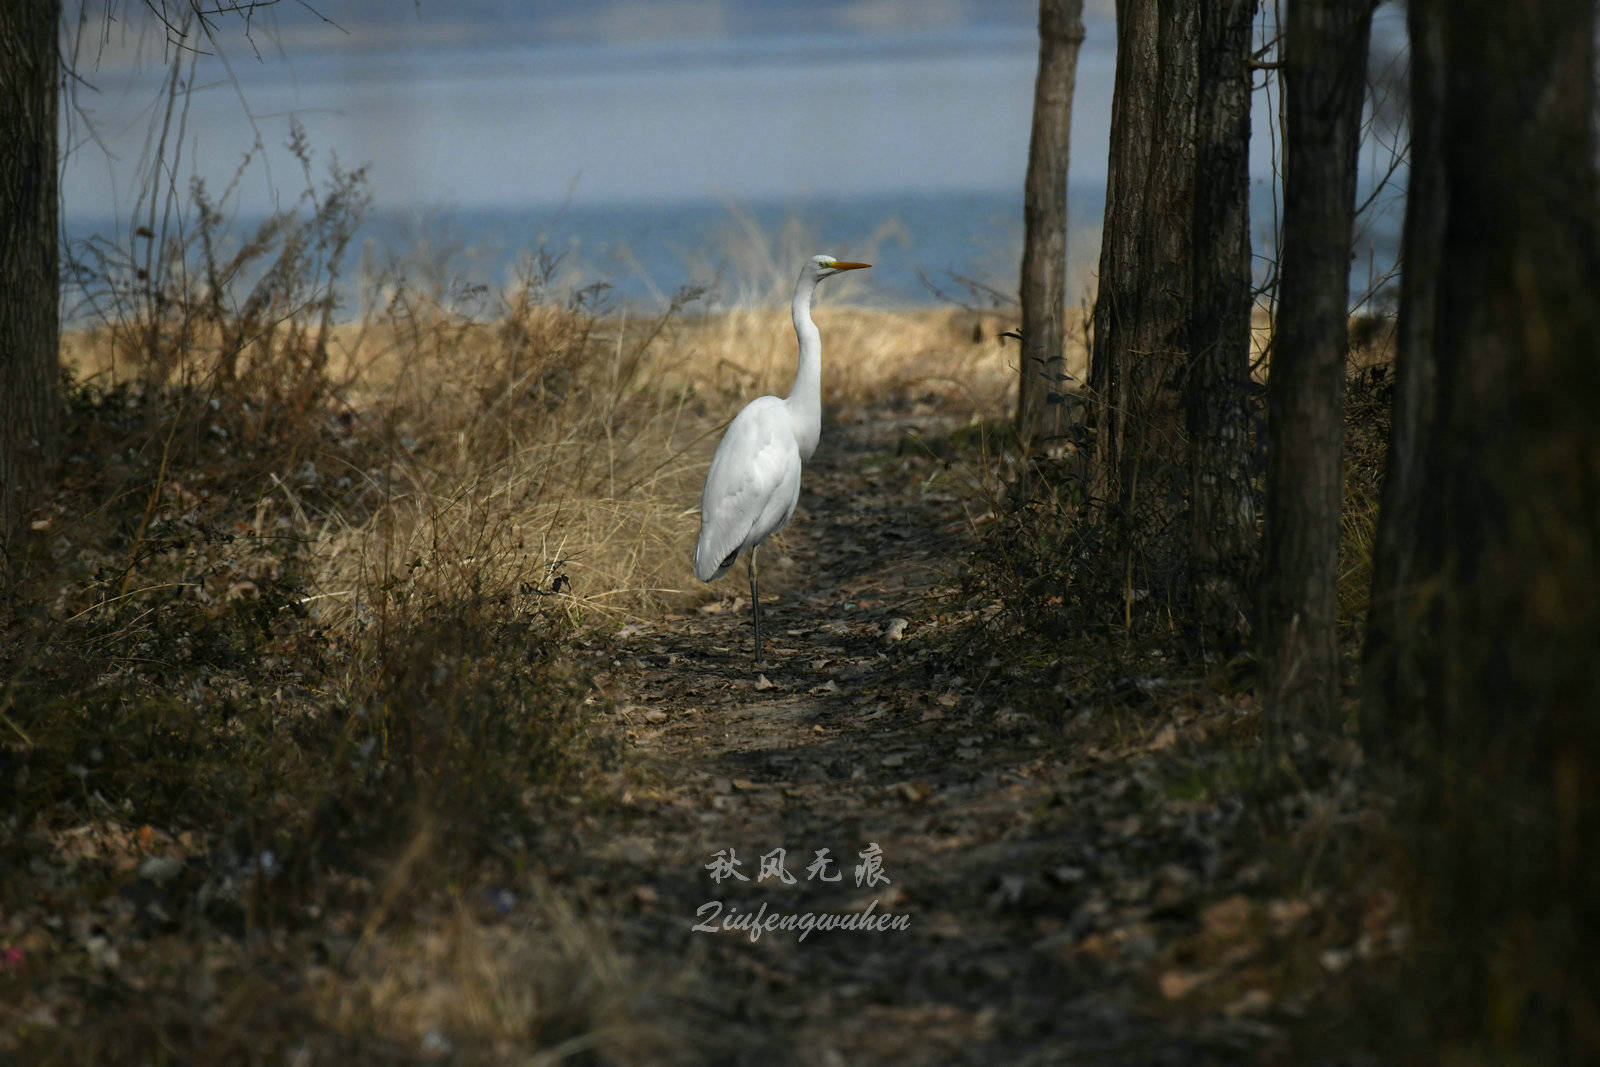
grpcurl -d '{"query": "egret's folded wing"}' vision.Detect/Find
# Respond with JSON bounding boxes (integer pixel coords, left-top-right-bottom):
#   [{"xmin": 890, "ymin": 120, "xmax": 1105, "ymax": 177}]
[{"xmin": 694, "ymin": 397, "xmax": 800, "ymax": 581}]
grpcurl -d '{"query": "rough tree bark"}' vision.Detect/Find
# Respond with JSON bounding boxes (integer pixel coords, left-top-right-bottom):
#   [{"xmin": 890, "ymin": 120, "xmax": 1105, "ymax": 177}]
[
  {"xmin": 1359, "ymin": 0, "xmax": 1443, "ymax": 746},
  {"xmin": 1090, "ymin": 0, "xmax": 1197, "ymax": 524},
  {"xmin": 0, "ymin": 0, "xmax": 61, "ymax": 541},
  {"xmin": 1369, "ymin": 1, "xmax": 1600, "ymax": 1050},
  {"xmin": 1258, "ymin": 0, "xmax": 1372, "ymax": 749},
  {"xmin": 1017, "ymin": 0, "xmax": 1086, "ymax": 450},
  {"xmin": 1185, "ymin": 0, "xmax": 1258, "ymax": 652}
]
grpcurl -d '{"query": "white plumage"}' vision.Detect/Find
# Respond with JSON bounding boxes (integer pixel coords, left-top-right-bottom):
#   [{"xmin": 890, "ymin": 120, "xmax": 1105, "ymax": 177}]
[{"xmin": 695, "ymin": 253, "xmax": 870, "ymax": 664}]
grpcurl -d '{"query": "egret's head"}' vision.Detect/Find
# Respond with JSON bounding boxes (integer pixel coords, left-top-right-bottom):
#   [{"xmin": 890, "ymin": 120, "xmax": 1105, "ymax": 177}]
[{"xmin": 809, "ymin": 254, "xmax": 871, "ymax": 282}]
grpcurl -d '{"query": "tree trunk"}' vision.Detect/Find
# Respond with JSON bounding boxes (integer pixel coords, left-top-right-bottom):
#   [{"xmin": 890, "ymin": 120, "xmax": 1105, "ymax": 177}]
[
  {"xmin": 1089, "ymin": 0, "xmax": 1197, "ymax": 522},
  {"xmin": 0, "ymin": 0, "xmax": 61, "ymax": 541},
  {"xmin": 1185, "ymin": 0, "xmax": 1258, "ymax": 653},
  {"xmin": 1017, "ymin": 0, "xmax": 1086, "ymax": 450},
  {"xmin": 1089, "ymin": 0, "xmax": 1158, "ymax": 436},
  {"xmin": 1258, "ymin": 0, "xmax": 1371, "ymax": 750},
  {"xmin": 1375, "ymin": 1, "xmax": 1600, "ymax": 1050},
  {"xmin": 1359, "ymin": 0, "xmax": 1443, "ymax": 747}
]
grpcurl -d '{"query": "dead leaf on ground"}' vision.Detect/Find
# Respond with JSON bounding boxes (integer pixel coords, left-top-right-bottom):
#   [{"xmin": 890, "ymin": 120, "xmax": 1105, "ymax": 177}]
[
  {"xmin": 986, "ymin": 874, "xmax": 1027, "ymax": 910},
  {"xmin": 1362, "ymin": 888, "xmax": 1399, "ymax": 937},
  {"xmin": 1267, "ymin": 896, "xmax": 1314, "ymax": 930},
  {"xmin": 1222, "ymin": 989, "xmax": 1273, "ymax": 1017},
  {"xmin": 1111, "ymin": 814, "xmax": 1142, "ymax": 838},
  {"xmin": 1073, "ymin": 933, "xmax": 1115, "ymax": 962},
  {"xmin": 1201, "ymin": 895, "xmax": 1254, "ymax": 941},
  {"xmin": 848, "ymin": 886, "xmax": 908, "ymax": 911},
  {"xmin": 1158, "ymin": 969, "xmax": 1209, "ymax": 1000},
  {"xmin": 1046, "ymin": 865, "xmax": 1086, "ymax": 887},
  {"xmin": 894, "ymin": 780, "xmax": 932, "ymax": 803}
]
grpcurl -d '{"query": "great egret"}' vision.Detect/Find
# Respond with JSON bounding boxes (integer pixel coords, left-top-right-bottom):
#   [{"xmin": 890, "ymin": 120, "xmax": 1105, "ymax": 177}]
[{"xmin": 694, "ymin": 254, "xmax": 871, "ymax": 664}]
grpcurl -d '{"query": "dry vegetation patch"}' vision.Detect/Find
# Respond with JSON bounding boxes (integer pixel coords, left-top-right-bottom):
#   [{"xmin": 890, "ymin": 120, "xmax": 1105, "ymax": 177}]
[{"xmin": 6, "ymin": 169, "xmax": 1025, "ymax": 1059}]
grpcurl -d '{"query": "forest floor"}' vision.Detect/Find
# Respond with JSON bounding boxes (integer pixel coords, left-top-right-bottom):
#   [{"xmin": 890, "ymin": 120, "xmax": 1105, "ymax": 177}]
[
  {"xmin": 3, "ymin": 319, "xmax": 1407, "ymax": 1065},
  {"xmin": 552, "ymin": 410, "xmax": 1401, "ymax": 1065}
]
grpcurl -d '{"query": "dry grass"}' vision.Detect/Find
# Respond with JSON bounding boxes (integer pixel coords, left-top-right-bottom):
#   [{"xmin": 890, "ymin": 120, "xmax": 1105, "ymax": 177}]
[
  {"xmin": 673, "ymin": 305, "xmax": 1018, "ymax": 420},
  {"xmin": 59, "ymin": 295, "xmax": 1017, "ymax": 629},
  {"xmin": 8, "ymin": 161, "xmax": 1023, "ymax": 1059},
  {"xmin": 12, "ymin": 133, "xmax": 1431, "ymax": 1059},
  {"xmin": 0, "ymin": 87, "xmax": 1035, "ymax": 1061},
  {"xmin": 312, "ymin": 883, "xmax": 668, "ymax": 1062}
]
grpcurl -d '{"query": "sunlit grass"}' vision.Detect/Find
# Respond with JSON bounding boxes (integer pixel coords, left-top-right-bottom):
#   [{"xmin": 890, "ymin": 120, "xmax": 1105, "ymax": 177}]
[{"xmin": 15, "ymin": 159, "xmax": 1032, "ymax": 1059}]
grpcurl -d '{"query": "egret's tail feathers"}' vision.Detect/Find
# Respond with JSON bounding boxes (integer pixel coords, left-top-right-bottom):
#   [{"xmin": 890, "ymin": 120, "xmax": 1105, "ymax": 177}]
[{"xmin": 693, "ymin": 539, "xmax": 738, "ymax": 583}]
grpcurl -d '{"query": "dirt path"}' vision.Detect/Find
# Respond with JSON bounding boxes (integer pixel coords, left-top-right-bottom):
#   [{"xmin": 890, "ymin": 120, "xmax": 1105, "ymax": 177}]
[{"xmin": 556, "ymin": 410, "xmax": 1292, "ymax": 1065}]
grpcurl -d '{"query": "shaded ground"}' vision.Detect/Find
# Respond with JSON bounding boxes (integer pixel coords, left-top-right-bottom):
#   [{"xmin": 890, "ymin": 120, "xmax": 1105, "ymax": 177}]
[
  {"xmin": 564, "ymin": 411, "xmax": 1384, "ymax": 1065},
  {"xmin": 0, "ymin": 397, "xmax": 1399, "ymax": 1064}
]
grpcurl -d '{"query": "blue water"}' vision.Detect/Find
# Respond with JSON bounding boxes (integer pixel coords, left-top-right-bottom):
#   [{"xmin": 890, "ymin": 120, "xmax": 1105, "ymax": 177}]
[
  {"xmin": 63, "ymin": 189, "xmax": 1040, "ymax": 319},
  {"xmin": 65, "ymin": 177, "xmax": 1400, "ymax": 322},
  {"xmin": 384, "ymin": 183, "xmax": 1400, "ymax": 313},
  {"xmin": 354, "ymin": 189, "xmax": 1067, "ymax": 311},
  {"xmin": 60, "ymin": 6, "xmax": 1404, "ymax": 320}
]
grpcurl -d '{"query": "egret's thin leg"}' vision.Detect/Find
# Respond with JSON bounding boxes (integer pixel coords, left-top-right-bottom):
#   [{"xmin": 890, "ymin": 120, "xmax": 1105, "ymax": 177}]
[{"xmin": 748, "ymin": 546, "xmax": 763, "ymax": 665}]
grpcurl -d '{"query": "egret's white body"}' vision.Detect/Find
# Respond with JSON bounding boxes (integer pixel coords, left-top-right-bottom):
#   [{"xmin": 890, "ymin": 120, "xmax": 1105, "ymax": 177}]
[{"xmin": 695, "ymin": 254, "xmax": 870, "ymax": 663}]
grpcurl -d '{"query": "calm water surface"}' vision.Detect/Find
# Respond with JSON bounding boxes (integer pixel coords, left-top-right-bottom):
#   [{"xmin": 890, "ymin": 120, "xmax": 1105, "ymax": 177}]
[{"xmin": 62, "ymin": 16, "xmax": 1400, "ymax": 315}]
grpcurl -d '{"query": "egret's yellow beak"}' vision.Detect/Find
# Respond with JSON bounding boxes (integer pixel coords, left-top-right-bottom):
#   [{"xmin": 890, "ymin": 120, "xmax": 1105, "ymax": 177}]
[{"xmin": 828, "ymin": 260, "xmax": 871, "ymax": 271}]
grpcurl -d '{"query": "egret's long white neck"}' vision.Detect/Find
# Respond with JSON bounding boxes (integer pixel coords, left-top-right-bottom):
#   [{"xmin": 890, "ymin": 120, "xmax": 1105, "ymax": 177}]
[{"xmin": 786, "ymin": 269, "xmax": 823, "ymax": 461}]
